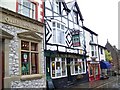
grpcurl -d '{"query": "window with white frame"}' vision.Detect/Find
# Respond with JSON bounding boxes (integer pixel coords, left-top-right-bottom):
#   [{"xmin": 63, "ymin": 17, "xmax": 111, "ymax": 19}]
[
  {"xmin": 90, "ymin": 34, "xmax": 94, "ymax": 42},
  {"xmin": 52, "ymin": 21, "xmax": 65, "ymax": 44},
  {"xmin": 18, "ymin": 0, "xmax": 36, "ymax": 19},
  {"xmin": 91, "ymin": 45, "xmax": 97, "ymax": 57},
  {"xmin": 51, "ymin": 57, "xmax": 67, "ymax": 78},
  {"xmin": 53, "ymin": 0, "xmax": 59, "ymax": 13},
  {"xmin": 100, "ymin": 48, "xmax": 103, "ymax": 54},
  {"xmin": 71, "ymin": 59, "xmax": 86, "ymax": 75}
]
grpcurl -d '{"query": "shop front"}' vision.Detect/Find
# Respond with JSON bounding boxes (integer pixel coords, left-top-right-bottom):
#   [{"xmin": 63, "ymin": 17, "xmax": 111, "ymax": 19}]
[
  {"xmin": 45, "ymin": 50, "xmax": 88, "ymax": 88},
  {"xmin": 88, "ymin": 61, "xmax": 100, "ymax": 81}
]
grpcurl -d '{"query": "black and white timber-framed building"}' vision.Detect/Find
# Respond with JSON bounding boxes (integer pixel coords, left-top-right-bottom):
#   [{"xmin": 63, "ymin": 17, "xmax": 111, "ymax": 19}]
[{"xmin": 44, "ymin": 0, "xmax": 88, "ymax": 88}]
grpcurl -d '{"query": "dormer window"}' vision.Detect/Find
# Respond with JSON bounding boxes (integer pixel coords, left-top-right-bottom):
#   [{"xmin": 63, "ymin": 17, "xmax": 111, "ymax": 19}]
[{"xmin": 53, "ymin": 0, "xmax": 61, "ymax": 14}]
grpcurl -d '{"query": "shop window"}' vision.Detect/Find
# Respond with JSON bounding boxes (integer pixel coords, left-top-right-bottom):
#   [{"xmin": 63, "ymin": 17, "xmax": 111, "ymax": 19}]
[
  {"xmin": 75, "ymin": 59, "xmax": 78, "ymax": 73},
  {"xmin": 17, "ymin": 0, "xmax": 37, "ymax": 19},
  {"xmin": 21, "ymin": 40, "xmax": 39, "ymax": 75},
  {"xmin": 71, "ymin": 59, "xmax": 85, "ymax": 75},
  {"xmin": 52, "ymin": 21, "xmax": 65, "ymax": 45},
  {"xmin": 51, "ymin": 58, "xmax": 67, "ymax": 78}
]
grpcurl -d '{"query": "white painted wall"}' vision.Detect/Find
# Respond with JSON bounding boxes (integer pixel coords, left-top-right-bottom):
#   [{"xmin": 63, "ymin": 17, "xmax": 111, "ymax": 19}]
[
  {"xmin": 0, "ymin": 0, "xmax": 16, "ymax": 12},
  {"xmin": 85, "ymin": 30, "xmax": 99, "ymax": 61}
]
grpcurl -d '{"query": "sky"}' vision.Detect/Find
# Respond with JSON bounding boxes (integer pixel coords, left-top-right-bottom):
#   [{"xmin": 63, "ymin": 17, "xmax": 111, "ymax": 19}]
[{"xmin": 76, "ymin": 0, "xmax": 119, "ymax": 48}]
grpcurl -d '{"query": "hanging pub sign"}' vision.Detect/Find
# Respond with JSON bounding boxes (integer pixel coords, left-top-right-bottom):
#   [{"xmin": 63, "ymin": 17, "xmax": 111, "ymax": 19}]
[{"xmin": 72, "ymin": 30, "xmax": 81, "ymax": 47}]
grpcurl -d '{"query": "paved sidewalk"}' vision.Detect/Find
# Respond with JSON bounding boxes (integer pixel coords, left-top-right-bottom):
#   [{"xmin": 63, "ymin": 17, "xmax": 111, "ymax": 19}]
[{"xmin": 71, "ymin": 76, "xmax": 119, "ymax": 88}]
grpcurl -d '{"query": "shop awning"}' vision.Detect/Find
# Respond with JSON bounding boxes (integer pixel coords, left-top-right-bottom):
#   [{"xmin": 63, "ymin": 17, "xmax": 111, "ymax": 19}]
[{"xmin": 100, "ymin": 61, "xmax": 111, "ymax": 69}]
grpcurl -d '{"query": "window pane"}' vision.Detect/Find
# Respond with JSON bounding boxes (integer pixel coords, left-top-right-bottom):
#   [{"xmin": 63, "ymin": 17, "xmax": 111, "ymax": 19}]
[
  {"xmin": 91, "ymin": 46, "xmax": 94, "ymax": 50},
  {"xmin": 57, "ymin": 30, "xmax": 61, "ymax": 43},
  {"xmin": 95, "ymin": 66, "xmax": 98, "ymax": 75},
  {"xmin": 21, "ymin": 41, "xmax": 29, "ymax": 50},
  {"xmin": 52, "ymin": 60, "xmax": 55, "ymax": 77},
  {"xmin": 52, "ymin": 22, "xmax": 56, "ymax": 27},
  {"xmin": 56, "ymin": 62, "xmax": 61, "ymax": 76},
  {"xmin": 23, "ymin": 0, "xmax": 30, "ymax": 7},
  {"xmin": 61, "ymin": 25, "xmax": 64, "ymax": 30},
  {"xmin": 82, "ymin": 61, "xmax": 85, "ymax": 72},
  {"xmin": 53, "ymin": 28, "xmax": 56, "ymax": 43},
  {"xmin": 75, "ymin": 60, "xmax": 78, "ymax": 73},
  {"xmin": 71, "ymin": 60, "xmax": 74, "ymax": 74},
  {"xmin": 62, "ymin": 58, "xmax": 66, "ymax": 76},
  {"xmin": 61, "ymin": 31, "xmax": 64, "ymax": 44},
  {"xmin": 92, "ymin": 51, "xmax": 94, "ymax": 56},
  {"xmin": 31, "ymin": 42, "xmax": 38, "ymax": 51},
  {"xmin": 18, "ymin": 4, "xmax": 21, "ymax": 13},
  {"xmin": 21, "ymin": 52, "xmax": 30, "ymax": 75},
  {"xmin": 22, "ymin": 6, "xmax": 30, "ymax": 17},
  {"xmin": 57, "ymin": 23, "xmax": 60, "ymax": 28},
  {"xmin": 79, "ymin": 62, "xmax": 82, "ymax": 73},
  {"xmin": 90, "ymin": 66, "xmax": 93, "ymax": 76},
  {"xmin": 31, "ymin": 3, "xmax": 35, "ymax": 19},
  {"xmin": 31, "ymin": 53, "xmax": 38, "ymax": 74}
]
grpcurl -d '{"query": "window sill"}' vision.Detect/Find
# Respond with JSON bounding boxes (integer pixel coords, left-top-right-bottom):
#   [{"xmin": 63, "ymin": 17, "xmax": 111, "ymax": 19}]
[
  {"xmin": 52, "ymin": 75, "xmax": 67, "ymax": 79},
  {"xmin": 20, "ymin": 74, "xmax": 43, "ymax": 80}
]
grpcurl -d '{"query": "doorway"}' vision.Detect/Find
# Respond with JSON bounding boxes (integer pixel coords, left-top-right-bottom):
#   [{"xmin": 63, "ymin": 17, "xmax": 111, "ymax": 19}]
[
  {"xmin": 88, "ymin": 63, "xmax": 100, "ymax": 81},
  {"xmin": 0, "ymin": 39, "xmax": 4, "ymax": 89},
  {"xmin": 67, "ymin": 58, "xmax": 72, "ymax": 81}
]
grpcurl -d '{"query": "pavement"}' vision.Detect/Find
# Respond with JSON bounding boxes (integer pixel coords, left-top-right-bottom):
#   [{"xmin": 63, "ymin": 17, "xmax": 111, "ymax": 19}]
[{"xmin": 71, "ymin": 76, "xmax": 119, "ymax": 88}]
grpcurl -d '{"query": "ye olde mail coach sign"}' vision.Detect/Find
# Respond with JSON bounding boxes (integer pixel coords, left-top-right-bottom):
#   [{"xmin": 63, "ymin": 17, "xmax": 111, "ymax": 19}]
[{"xmin": 0, "ymin": 8, "xmax": 43, "ymax": 33}]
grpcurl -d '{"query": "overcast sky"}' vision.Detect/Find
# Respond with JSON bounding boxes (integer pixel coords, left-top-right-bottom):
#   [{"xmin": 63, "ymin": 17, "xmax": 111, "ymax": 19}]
[{"xmin": 76, "ymin": 0, "xmax": 119, "ymax": 48}]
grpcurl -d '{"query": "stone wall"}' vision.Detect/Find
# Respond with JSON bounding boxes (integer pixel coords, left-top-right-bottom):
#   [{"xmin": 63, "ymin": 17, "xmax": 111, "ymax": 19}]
[{"xmin": 0, "ymin": 23, "xmax": 46, "ymax": 88}]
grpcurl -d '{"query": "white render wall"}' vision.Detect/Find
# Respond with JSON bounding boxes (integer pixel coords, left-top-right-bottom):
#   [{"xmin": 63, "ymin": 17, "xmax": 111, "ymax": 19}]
[
  {"xmin": 85, "ymin": 30, "xmax": 99, "ymax": 61},
  {"xmin": 0, "ymin": 0, "xmax": 16, "ymax": 12},
  {"xmin": 45, "ymin": 1, "xmax": 84, "ymax": 53}
]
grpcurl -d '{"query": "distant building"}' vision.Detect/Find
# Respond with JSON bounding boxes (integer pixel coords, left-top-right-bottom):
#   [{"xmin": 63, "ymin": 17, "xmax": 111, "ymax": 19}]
[{"xmin": 105, "ymin": 41, "xmax": 120, "ymax": 74}]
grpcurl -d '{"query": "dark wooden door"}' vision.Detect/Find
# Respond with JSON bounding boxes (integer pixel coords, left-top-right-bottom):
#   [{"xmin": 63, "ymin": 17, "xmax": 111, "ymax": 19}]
[
  {"xmin": 0, "ymin": 39, "xmax": 4, "ymax": 89},
  {"xmin": 67, "ymin": 58, "xmax": 72, "ymax": 81}
]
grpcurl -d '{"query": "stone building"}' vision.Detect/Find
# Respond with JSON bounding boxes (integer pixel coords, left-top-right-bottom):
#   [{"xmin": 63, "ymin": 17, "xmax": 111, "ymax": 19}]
[
  {"xmin": 0, "ymin": 6, "xmax": 45, "ymax": 89},
  {"xmin": 105, "ymin": 41, "xmax": 120, "ymax": 74}
]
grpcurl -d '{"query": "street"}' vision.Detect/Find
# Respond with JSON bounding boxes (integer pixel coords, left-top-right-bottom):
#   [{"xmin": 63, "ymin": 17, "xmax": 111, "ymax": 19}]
[{"xmin": 71, "ymin": 76, "xmax": 120, "ymax": 89}]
